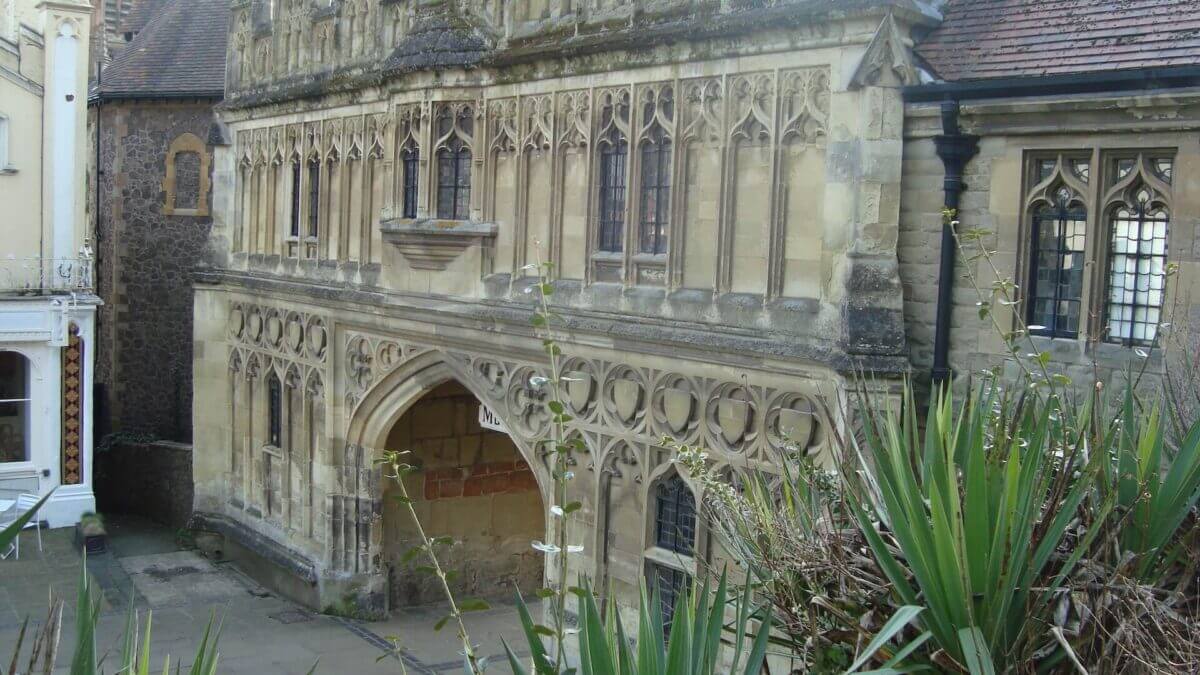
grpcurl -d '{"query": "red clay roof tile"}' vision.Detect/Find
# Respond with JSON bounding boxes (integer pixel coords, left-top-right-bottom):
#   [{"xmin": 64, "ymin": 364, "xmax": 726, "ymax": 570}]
[{"xmin": 917, "ymin": 0, "xmax": 1200, "ymax": 81}]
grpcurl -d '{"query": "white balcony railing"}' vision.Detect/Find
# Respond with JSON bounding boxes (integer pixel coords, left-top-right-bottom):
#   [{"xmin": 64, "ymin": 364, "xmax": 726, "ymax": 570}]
[{"xmin": 0, "ymin": 252, "xmax": 94, "ymax": 294}]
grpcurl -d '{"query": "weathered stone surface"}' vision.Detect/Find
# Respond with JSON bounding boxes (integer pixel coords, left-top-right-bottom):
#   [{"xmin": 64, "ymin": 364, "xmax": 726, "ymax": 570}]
[{"xmin": 94, "ymin": 102, "xmax": 217, "ymax": 442}]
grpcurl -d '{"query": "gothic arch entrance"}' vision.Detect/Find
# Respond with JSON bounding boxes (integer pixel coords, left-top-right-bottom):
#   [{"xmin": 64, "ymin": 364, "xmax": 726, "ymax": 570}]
[
  {"xmin": 345, "ymin": 353, "xmax": 549, "ymax": 612},
  {"xmin": 381, "ymin": 380, "xmax": 546, "ymax": 608}
]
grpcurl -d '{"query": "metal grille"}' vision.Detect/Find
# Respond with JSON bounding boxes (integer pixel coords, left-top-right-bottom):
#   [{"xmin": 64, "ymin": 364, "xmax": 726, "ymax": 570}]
[
  {"xmin": 1028, "ymin": 198, "xmax": 1087, "ymax": 338},
  {"xmin": 402, "ymin": 145, "xmax": 419, "ymax": 219},
  {"xmin": 1106, "ymin": 191, "xmax": 1169, "ymax": 346},
  {"xmin": 268, "ymin": 374, "xmax": 282, "ymax": 447},
  {"xmin": 289, "ymin": 162, "xmax": 302, "ymax": 237},
  {"xmin": 651, "ymin": 563, "xmax": 690, "ymax": 634},
  {"xmin": 436, "ymin": 139, "xmax": 470, "ymax": 220},
  {"xmin": 639, "ymin": 139, "xmax": 671, "ymax": 255},
  {"xmin": 598, "ymin": 137, "xmax": 627, "ymax": 252},
  {"xmin": 655, "ymin": 474, "xmax": 696, "ymax": 555},
  {"xmin": 307, "ymin": 162, "xmax": 320, "ymax": 238}
]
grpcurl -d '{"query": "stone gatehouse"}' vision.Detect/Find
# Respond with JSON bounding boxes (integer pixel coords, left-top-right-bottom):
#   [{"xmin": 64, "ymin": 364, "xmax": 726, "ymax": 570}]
[
  {"xmin": 191, "ymin": 0, "xmax": 1200, "ymax": 619},
  {"xmin": 192, "ymin": 0, "xmax": 922, "ymax": 616}
]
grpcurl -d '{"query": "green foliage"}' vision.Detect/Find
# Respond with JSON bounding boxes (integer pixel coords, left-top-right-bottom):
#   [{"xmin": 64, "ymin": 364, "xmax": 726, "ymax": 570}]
[
  {"xmin": 845, "ymin": 378, "xmax": 1200, "ymax": 672},
  {"xmin": 503, "ymin": 572, "xmax": 772, "ymax": 675}
]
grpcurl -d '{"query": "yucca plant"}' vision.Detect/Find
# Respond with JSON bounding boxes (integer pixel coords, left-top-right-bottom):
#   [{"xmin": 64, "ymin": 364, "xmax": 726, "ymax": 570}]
[
  {"xmin": 843, "ymin": 382, "xmax": 1109, "ymax": 672},
  {"xmin": 842, "ymin": 376, "xmax": 1200, "ymax": 673},
  {"xmin": 1105, "ymin": 390, "xmax": 1200, "ymax": 581},
  {"xmin": 502, "ymin": 572, "xmax": 772, "ymax": 675}
]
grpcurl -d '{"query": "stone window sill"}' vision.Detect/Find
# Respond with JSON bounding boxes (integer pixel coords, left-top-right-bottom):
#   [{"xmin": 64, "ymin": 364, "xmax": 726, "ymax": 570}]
[
  {"xmin": 0, "ymin": 166, "xmax": 16, "ymax": 176},
  {"xmin": 643, "ymin": 546, "xmax": 696, "ymax": 576}
]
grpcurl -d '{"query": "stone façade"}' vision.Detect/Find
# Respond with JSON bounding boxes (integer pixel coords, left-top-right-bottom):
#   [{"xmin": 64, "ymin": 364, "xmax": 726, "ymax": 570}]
[
  {"xmin": 193, "ymin": 0, "xmax": 928, "ymax": 617},
  {"xmin": 92, "ymin": 101, "xmax": 218, "ymax": 442}
]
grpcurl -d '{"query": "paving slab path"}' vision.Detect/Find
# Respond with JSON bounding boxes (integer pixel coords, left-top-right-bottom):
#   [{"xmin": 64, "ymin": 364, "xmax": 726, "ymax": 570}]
[{"xmin": 0, "ymin": 516, "xmax": 527, "ymax": 674}]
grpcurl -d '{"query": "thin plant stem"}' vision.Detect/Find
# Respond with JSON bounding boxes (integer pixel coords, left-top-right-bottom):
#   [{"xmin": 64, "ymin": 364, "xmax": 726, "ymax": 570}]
[
  {"xmin": 382, "ymin": 454, "xmax": 481, "ymax": 675},
  {"xmin": 530, "ymin": 246, "xmax": 573, "ymax": 669}
]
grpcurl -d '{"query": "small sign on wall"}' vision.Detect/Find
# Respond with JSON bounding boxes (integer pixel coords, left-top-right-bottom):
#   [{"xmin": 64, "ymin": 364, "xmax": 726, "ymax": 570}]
[{"xmin": 478, "ymin": 403, "xmax": 506, "ymax": 433}]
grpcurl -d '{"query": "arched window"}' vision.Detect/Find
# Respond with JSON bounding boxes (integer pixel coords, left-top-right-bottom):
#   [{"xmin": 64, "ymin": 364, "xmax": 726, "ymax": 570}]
[
  {"xmin": 597, "ymin": 129, "xmax": 628, "ymax": 253},
  {"xmin": 267, "ymin": 373, "xmax": 282, "ymax": 448},
  {"xmin": 0, "ymin": 351, "xmax": 31, "ymax": 464},
  {"xmin": 162, "ymin": 133, "xmax": 211, "ymax": 216},
  {"xmin": 1028, "ymin": 187, "xmax": 1087, "ymax": 338},
  {"xmin": 1106, "ymin": 187, "xmax": 1169, "ymax": 346},
  {"xmin": 638, "ymin": 138, "xmax": 671, "ymax": 255},
  {"xmin": 638, "ymin": 87, "xmax": 673, "ymax": 255},
  {"xmin": 646, "ymin": 471, "xmax": 697, "ymax": 631},
  {"xmin": 307, "ymin": 159, "xmax": 321, "ymax": 238},
  {"xmin": 402, "ymin": 138, "xmax": 419, "ymax": 219},
  {"xmin": 435, "ymin": 106, "xmax": 472, "ymax": 220},
  {"xmin": 289, "ymin": 160, "xmax": 302, "ymax": 238}
]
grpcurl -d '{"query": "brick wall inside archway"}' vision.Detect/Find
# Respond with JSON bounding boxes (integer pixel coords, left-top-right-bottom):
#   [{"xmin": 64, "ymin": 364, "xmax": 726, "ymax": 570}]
[{"xmin": 381, "ymin": 380, "xmax": 545, "ymax": 609}]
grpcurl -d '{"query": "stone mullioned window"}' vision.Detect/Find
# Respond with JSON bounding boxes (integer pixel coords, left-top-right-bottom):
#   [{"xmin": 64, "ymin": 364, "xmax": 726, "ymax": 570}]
[
  {"xmin": 1022, "ymin": 150, "xmax": 1175, "ymax": 347},
  {"xmin": 231, "ymin": 65, "xmax": 832, "ymax": 300}
]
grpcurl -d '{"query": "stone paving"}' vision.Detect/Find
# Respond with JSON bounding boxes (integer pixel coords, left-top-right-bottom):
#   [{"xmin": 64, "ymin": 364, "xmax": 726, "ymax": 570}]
[{"xmin": 0, "ymin": 516, "xmax": 529, "ymax": 674}]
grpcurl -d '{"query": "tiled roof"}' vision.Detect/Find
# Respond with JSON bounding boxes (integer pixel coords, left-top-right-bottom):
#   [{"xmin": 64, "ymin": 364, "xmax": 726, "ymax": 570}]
[
  {"xmin": 117, "ymin": 0, "xmax": 167, "ymax": 37},
  {"xmin": 97, "ymin": 0, "xmax": 229, "ymax": 99},
  {"xmin": 917, "ymin": 0, "xmax": 1200, "ymax": 82}
]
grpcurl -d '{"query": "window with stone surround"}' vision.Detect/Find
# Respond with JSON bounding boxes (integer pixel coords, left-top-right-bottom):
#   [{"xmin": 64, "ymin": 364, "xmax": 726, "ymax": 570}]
[
  {"xmin": 637, "ymin": 86, "xmax": 674, "ymax": 256},
  {"xmin": 307, "ymin": 160, "xmax": 320, "ymax": 238},
  {"xmin": 402, "ymin": 139, "xmax": 419, "ymax": 219},
  {"xmin": 1104, "ymin": 157, "xmax": 1172, "ymax": 346},
  {"xmin": 267, "ymin": 372, "xmax": 282, "ymax": 448},
  {"xmin": 434, "ymin": 104, "xmax": 473, "ymax": 221},
  {"xmin": 1021, "ymin": 150, "xmax": 1174, "ymax": 346},
  {"xmin": 162, "ymin": 133, "xmax": 210, "ymax": 217},
  {"xmin": 289, "ymin": 160, "xmax": 302, "ymax": 238},
  {"xmin": 646, "ymin": 471, "xmax": 696, "ymax": 632},
  {"xmin": 597, "ymin": 90, "xmax": 630, "ymax": 254}
]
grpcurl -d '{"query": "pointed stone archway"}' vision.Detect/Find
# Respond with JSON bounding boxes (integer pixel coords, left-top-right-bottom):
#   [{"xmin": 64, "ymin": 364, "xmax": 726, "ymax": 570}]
[{"xmin": 333, "ymin": 351, "xmax": 551, "ymax": 616}]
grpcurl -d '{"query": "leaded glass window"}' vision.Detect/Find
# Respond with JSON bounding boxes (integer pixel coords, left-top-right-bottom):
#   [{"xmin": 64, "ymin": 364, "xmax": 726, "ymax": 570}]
[
  {"xmin": 436, "ymin": 140, "xmax": 470, "ymax": 220},
  {"xmin": 402, "ymin": 141, "xmax": 419, "ymax": 219},
  {"xmin": 1028, "ymin": 189, "xmax": 1087, "ymax": 338},
  {"xmin": 639, "ymin": 138, "xmax": 671, "ymax": 255},
  {"xmin": 649, "ymin": 472, "xmax": 696, "ymax": 634},
  {"xmin": 1106, "ymin": 189, "xmax": 1169, "ymax": 346},
  {"xmin": 598, "ymin": 135, "xmax": 627, "ymax": 252},
  {"xmin": 435, "ymin": 108, "xmax": 472, "ymax": 221},
  {"xmin": 655, "ymin": 473, "xmax": 696, "ymax": 554},
  {"xmin": 651, "ymin": 564, "xmax": 690, "ymax": 632}
]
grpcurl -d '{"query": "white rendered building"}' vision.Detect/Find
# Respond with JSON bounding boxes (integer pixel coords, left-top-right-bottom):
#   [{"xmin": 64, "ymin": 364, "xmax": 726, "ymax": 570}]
[{"xmin": 0, "ymin": 0, "xmax": 97, "ymax": 527}]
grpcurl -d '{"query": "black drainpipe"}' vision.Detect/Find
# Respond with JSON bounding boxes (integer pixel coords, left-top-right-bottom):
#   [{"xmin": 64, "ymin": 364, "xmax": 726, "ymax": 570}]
[{"xmin": 930, "ymin": 100, "xmax": 979, "ymax": 388}]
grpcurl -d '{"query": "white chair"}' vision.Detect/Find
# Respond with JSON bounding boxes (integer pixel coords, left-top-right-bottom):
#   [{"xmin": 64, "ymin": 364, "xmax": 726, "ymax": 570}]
[{"xmin": 0, "ymin": 493, "xmax": 43, "ymax": 560}]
